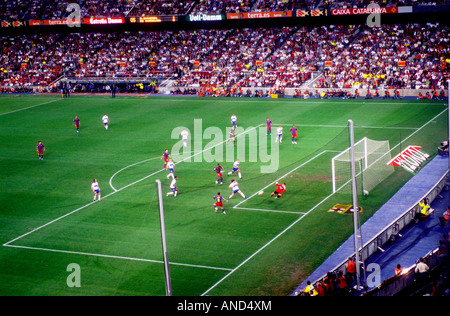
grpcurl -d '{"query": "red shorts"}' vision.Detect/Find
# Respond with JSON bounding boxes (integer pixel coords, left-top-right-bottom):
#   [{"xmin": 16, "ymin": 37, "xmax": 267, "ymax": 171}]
[
  {"xmin": 292, "ymin": 134, "xmax": 297, "ymax": 138},
  {"xmin": 217, "ymin": 173, "xmax": 223, "ymax": 178},
  {"xmin": 215, "ymin": 202, "xmax": 223, "ymax": 207},
  {"xmin": 164, "ymin": 158, "xmax": 169, "ymax": 163},
  {"xmin": 38, "ymin": 151, "xmax": 43, "ymax": 155}
]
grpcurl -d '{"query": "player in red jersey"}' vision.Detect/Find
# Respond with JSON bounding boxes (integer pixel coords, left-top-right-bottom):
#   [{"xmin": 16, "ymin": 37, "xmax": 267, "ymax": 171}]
[
  {"xmin": 213, "ymin": 192, "xmax": 228, "ymax": 214},
  {"xmin": 36, "ymin": 141, "xmax": 45, "ymax": 160},
  {"xmin": 290, "ymin": 125, "xmax": 298, "ymax": 144},
  {"xmin": 266, "ymin": 118, "xmax": 272, "ymax": 135},
  {"xmin": 271, "ymin": 182, "xmax": 286, "ymax": 199},
  {"xmin": 161, "ymin": 149, "xmax": 172, "ymax": 169},
  {"xmin": 214, "ymin": 164, "xmax": 224, "ymax": 185},
  {"xmin": 73, "ymin": 116, "xmax": 80, "ymax": 133}
]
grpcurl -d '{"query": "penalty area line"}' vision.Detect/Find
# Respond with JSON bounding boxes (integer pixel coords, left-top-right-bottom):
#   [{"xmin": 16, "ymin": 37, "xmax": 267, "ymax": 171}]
[
  {"xmin": 233, "ymin": 150, "xmax": 329, "ymax": 210},
  {"xmin": 233, "ymin": 207, "xmax": 306, "ymax": 215},
  {"xmin": 274, "ymin": 123, "xmax": 418, "ymax": 130}
]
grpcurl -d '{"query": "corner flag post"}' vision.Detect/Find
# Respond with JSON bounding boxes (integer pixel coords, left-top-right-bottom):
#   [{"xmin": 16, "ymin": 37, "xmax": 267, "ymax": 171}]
[
  {"xmin": 156, "ymin": 179, "xmax": 172, "ymax": 296},
  {"xmin": 348, "ymin": 120, "xmax": 361, "ymax": 290}
]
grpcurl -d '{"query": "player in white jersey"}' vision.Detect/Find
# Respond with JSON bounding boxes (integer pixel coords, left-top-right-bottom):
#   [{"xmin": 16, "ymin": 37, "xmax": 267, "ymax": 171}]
[
  {"xmin": 181, "ymin": 129, "xmax": 189, "ymax": 148},
  {"xmin": 102, "ymin": 114, "xmax": 110, "ymax": 130},
  {"xmin": 91, "ymin": 179, "xmax": 101, "ymax": 201},
  {"xmin": 276, "ymin": 125, "xmax": 283, "ymax": 143},
  {"xmin": 166, "ymin": 159, "xmax": 175, "ymax": 179},
  {"xmin": 227, "ymin": 160, "xmax": 242, "ymax": 179},
  {"xmin": 231, "ymin": 114, "xmax": 237, "ymax": 128},
  {"xmin": 167, "ymin": 176, "xmax": 178, "ymax": 197},
  {"xmin": 228, "ymin": 179, "xmax": 246, "ymax": 200}
]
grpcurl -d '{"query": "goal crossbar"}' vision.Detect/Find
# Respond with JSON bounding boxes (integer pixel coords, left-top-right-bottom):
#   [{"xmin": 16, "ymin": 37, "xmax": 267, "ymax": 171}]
[{"xmin": 331, "ymin": 137, "xmax": 394, "ymax": 193}]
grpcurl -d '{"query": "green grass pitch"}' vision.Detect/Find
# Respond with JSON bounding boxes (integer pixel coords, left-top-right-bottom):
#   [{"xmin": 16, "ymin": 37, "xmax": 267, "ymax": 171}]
[{"xmin": 0, "ymin": 94, "xmax": 447, "ymax": 296}]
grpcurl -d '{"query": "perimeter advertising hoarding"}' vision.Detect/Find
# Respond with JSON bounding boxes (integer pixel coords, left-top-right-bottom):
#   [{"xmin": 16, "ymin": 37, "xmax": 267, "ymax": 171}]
[
  {"xmin": 227, "ymin": 11, "xmax": 292, "ymax": 19},
  {"xmin": 187, "ymin": 14, "xmax": 224, "ymax": 22},
  {"xmin": 130, "ymin": 16, "xmax": 178, "ymax": 23},
  {"xmin": 331, "ymin": 7, "xmax": 399, "ymax": 15},
  {"xmin": 27, "ymin": 17, "xmax": 125, "ymax": 26},
  {"xmin": 2, "ymin": 5, "xmax": 449, "ymax": 30}
]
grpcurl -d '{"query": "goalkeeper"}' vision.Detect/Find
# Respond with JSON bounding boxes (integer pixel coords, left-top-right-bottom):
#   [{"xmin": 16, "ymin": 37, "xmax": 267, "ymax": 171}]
[{"xmin": 271, "ymin": 182, "xmax": 286, "ymax": 199}]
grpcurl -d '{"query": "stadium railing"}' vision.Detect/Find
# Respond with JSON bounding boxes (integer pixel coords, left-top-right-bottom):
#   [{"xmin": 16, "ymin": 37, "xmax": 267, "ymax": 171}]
[
  {"xmin": 364, "ymin": 247, "xmax": 449, "ymax": 296},
  {"xmin": 302, "ymin": 168, "xmax": 449, "ymax": 294}
]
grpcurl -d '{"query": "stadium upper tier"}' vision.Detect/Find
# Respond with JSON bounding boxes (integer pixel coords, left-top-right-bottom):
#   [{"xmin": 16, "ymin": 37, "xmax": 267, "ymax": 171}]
[
  {"xmin": 1, "ymin": 23, "xmax": 448, "ymax": 91},
  {"xmin": 1, "ymin": 0, "xmax": 449, "ymax": 21}
]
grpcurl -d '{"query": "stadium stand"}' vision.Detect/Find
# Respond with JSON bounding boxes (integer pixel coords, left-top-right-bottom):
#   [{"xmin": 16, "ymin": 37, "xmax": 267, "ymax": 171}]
[
  {"xmin": 2, "ymin": 0, "xmax": 448, "ymax": 21},
  {"xmin": 0, "ymin": 0, "xmax": 197, "ymax": 21},
  {"xmin": 1, "ymin": 22, "xmax": 449, "ymax": 95}
]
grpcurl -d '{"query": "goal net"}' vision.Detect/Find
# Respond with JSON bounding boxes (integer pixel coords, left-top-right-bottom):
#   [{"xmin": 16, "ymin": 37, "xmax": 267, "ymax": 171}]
[{"xmin": 331, "ymin": 137, "xmax": 394, "ymax": 194}]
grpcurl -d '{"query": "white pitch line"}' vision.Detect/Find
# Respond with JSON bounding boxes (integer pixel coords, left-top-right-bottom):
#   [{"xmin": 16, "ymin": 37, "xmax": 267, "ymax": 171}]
[
  {"xmin": 233, "ymin": 150, "xmax": 329, "ymax": 209},
  {"xmin": 3, "ymin": 123, "xmax": 265, "ymax": 265},
  {"xmin": 109, "ymin": 156, "xmax": 162, "ymax": 191},
  {"xmin": 0, "ymin": 99, "xmax": 60, "ymax": 116},
  {"xmin": 275, "ymin": 123, "xmax": 418, "ymax": 130},
  {"xmin": 109, "ymin": 150, "xmax": 203, "ymax": 191},
  {"xmin": 233, "ymin": 207, "xmax": 306, "ymax": 215},
  {"xmin": 3, "ymin": 244, "xmax": 232, "ymax": 272},
  {"xmin": 202, "ymin": 190, "xmax": 336, "ymax": 296}
]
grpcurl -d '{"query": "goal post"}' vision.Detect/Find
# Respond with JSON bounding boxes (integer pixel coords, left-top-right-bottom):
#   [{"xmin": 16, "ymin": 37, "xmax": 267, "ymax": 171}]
[{"xmin": 331, "ymin": 137, "xmax": 394, "ymax": 194}]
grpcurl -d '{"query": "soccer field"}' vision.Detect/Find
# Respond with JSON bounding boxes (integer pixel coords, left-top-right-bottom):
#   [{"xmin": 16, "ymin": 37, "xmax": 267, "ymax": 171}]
[{"xmin": 0, "ymin": 95, "xmax": 447, "ymax": 296}]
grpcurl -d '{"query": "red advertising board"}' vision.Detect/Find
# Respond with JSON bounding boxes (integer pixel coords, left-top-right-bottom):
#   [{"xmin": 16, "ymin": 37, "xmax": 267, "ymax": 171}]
[
  {"xmin": 227, "ymin": 11, "xmax": 292, "ymax": 19},
  {"xmin": 331, "ymin": 7, "xmax": 398, "ymax": 15}
]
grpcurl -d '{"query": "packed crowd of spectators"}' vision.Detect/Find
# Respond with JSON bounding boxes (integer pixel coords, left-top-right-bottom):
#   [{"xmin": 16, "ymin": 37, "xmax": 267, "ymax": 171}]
[
  {"xmin": 1, "ymin": 0, "xmax": 449, "ymax": 21},
  {"xmin": 326, "ymin": 0, "xmax": 450, "ymax": 9},
  {"xmin": 1, "ymin": 23, "xmax": 449, "ymax": 93},
  {"xmin": 298, "ymin": 232, "xmax": 450, "ymax": 296},
  {"xmin": 0, "ymin": 0, "xmax": 196, "ymax": 21},
  {"xmin": 316, "ymin": 23, "xmax": 449, "ymax": 91}
]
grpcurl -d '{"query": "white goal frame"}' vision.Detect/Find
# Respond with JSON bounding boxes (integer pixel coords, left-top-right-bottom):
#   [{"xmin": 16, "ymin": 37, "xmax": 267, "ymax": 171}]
[
  {"xmin": 331, "ymin": 137, "xmax": 393, "ymax": 194},
  {"xmin": 332, "ymin": 137, "xmax": 368, "ymax": 193}
]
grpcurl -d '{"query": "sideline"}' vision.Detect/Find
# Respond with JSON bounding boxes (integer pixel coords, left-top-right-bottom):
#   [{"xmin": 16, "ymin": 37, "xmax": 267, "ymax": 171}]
[{"xmin": 0, "ymin": 99, "xmax": 60, "ymax": 116}]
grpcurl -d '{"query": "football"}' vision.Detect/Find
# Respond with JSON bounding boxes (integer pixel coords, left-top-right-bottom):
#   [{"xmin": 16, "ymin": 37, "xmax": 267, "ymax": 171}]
[{"xmin": 258, "ymin": 191, "xmax": 264, "ymax": 195}]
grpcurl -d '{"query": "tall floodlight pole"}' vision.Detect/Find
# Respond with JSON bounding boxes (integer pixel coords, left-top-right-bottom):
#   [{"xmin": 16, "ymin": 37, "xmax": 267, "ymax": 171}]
[
  {"xmin": 348, "ymin": 120, "xmax": 361, "ymax": 291},
  {"xmin": 156, "ymin": 179, "xmax": 172, "ymax": 296}
]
